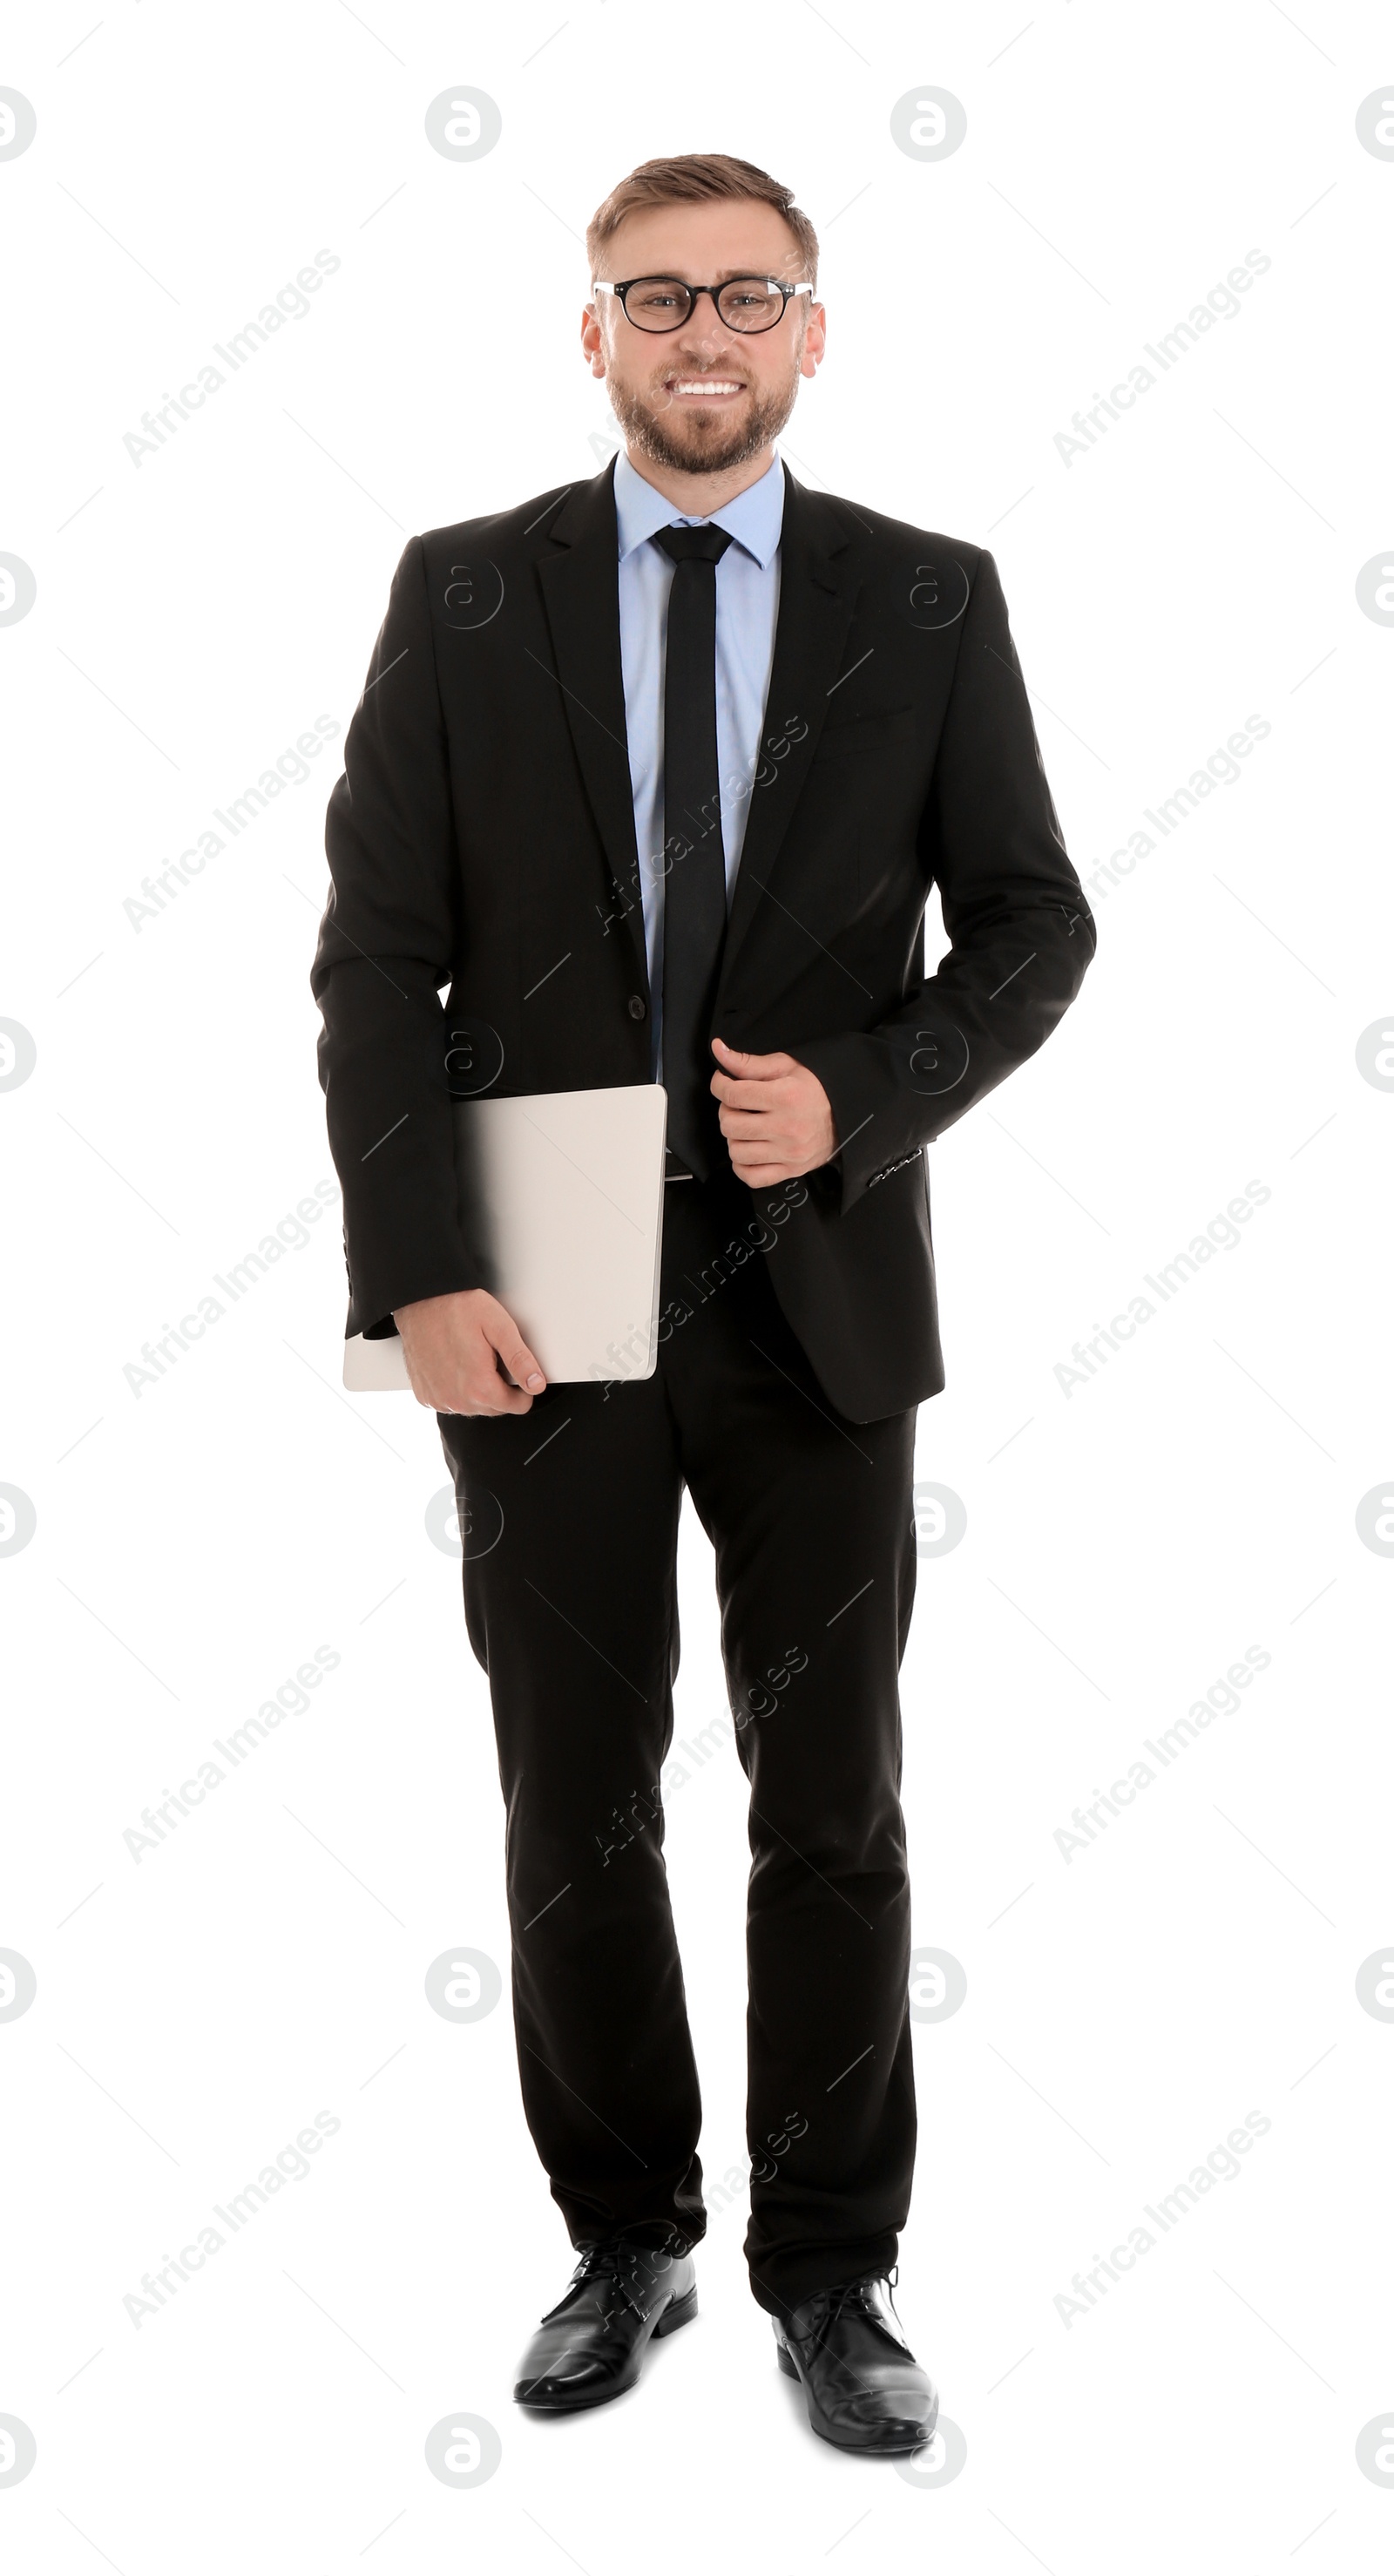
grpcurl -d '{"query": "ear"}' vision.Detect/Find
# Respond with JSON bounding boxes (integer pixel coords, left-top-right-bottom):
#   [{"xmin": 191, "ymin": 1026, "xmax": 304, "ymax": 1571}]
[{"xmin": 580, "ymin": 304, "xmax": 606, "ymax": 378}]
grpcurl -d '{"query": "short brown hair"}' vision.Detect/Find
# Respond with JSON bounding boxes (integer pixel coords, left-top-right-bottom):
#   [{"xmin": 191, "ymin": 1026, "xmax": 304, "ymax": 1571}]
[{"xmin": 587, "ymin": 153, "xmax": 819, "ymax": 289}]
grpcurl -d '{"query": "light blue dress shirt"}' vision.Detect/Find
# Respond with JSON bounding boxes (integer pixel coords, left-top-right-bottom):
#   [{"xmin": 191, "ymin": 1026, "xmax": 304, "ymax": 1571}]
[{"xmin": 612, "ymin": 445, "xmax": 784, "ymax": 1080}]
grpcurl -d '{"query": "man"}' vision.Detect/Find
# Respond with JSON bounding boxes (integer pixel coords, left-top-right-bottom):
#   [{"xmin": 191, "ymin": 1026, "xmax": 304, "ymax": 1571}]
[{"xmin": 311, "ymin": 152, "xmax": 1094, "ymax": 2455}]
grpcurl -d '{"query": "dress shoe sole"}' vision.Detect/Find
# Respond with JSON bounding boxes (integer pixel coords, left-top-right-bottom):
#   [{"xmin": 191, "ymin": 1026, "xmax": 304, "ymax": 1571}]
[
  {"xmin": 775, "ymin": 2334, "xmax": 938, "ymax": 2456},
  {"xmin": 514, "ymin": 2284, "xmax": 698, "ymax": 2413}
]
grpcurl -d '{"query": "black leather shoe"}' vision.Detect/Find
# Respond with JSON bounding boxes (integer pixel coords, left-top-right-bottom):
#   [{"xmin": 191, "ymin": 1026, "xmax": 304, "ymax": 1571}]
[
  {"xmin": 774, "ymin": 2271, "xmax": 937, "ymax": 2454},
  {"xmin": 513, "ymin": 2238, "xmax": 697, "ymax": 2412}
]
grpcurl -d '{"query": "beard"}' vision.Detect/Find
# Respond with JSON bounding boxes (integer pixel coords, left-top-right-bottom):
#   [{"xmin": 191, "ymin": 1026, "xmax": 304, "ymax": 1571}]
[{"xmin": 607, "ymin": 353, "xmax": 802, "ymax": 478}]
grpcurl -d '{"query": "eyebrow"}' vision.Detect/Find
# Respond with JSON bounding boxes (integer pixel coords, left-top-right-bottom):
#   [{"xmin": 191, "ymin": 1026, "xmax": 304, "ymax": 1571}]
[{"xmin": 624, "ymin": 267, "xmax": 802, "ymax": 282}]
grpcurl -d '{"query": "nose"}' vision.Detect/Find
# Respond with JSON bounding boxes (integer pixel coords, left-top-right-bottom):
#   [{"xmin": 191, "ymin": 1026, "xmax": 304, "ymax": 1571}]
[{"xmin": 673, "ymin": 309, "xmax": 737, "ymax": 363}]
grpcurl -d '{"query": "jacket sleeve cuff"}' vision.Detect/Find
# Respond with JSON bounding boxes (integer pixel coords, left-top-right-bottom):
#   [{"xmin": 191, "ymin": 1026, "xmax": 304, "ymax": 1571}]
[
  {"xmin": 795, "ymin": 1031, "xmax": 930, "ymax": 1214},
  {"xmin": 348, "ymin": 1250, "xmax": 489, "ymax": 1342}
]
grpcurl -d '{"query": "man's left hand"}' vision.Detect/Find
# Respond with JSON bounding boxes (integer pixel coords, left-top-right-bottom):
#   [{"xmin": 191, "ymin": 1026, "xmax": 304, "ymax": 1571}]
[{"xmin": 709, "ymin": 1035, "xmax": 837, "ymax": 1186}]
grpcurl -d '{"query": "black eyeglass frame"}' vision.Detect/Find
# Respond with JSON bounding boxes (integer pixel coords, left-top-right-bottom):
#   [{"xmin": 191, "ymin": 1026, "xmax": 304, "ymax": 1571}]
[{"xmin": 591, "ymin": 275, "xmax": 815, "ymax": 334}]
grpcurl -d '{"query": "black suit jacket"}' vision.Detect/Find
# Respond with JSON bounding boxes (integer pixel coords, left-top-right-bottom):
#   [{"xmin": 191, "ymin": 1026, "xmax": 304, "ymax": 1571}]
[{"xmin": 310, "ymin": 456, "xmax": 1094, "ymax": 1422}]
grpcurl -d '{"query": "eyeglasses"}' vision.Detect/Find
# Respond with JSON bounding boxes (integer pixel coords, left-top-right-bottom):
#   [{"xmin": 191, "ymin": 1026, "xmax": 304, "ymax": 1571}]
[{"xmin": 592, "ymin": 275, "xmax": 815, "ymax": 335}]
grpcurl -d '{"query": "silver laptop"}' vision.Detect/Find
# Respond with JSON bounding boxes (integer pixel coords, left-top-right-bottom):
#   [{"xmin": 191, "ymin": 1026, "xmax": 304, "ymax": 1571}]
[{"xmin": 343, "ymin": 1082, "xmax": 668, "ymax": 1392}]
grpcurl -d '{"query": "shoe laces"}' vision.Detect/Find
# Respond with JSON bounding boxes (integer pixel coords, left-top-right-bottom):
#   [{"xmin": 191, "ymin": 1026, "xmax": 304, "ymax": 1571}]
[
  {"xmin": 815, "ymin": 2263, "xmax": 910, "ymax": 2352},
  {"xmin": 570, "ymin": 2240, "xmax": 664, "ymax": 2323}
]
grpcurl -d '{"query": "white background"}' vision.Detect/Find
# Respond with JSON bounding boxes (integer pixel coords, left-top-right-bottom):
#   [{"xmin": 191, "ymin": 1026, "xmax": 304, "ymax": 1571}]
[{"xmin": 3, "ymin": 1, "xmax": 1392, "ymax": 2567}]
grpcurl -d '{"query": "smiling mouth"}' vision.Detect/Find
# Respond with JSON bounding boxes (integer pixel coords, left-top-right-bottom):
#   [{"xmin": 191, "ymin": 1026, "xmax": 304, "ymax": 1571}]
[{"xmin": 665, "ymin": 376, "xmax": 748, "ymax": 400}]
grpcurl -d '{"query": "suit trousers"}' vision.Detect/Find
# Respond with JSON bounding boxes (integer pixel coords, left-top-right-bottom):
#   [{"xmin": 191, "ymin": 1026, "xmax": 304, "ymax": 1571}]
[{"xmin": 436, "ymin": 1161, "xmax": 920, "ymax": 2318}]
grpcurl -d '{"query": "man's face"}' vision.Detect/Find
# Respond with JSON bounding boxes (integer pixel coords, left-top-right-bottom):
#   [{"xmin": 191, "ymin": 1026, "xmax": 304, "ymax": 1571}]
[{"xmin": 582, "ymin": 200, "xmax": 825, "ymax": 478}]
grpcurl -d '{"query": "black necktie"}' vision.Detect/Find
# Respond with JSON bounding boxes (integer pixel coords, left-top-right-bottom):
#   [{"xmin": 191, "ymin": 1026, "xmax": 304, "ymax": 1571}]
[{"xmin": 653, "ymin": 521, "xmax": 734, "ymax": 1177}]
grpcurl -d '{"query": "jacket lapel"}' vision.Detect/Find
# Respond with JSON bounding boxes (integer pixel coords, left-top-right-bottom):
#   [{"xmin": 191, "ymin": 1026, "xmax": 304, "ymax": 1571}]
[
  {"xmin": 715, "ymin": 463, "xmax": 862, "ymax": 1000},
  {"xmin": 534, "ymin": 458, "xmax": 650, "ymax": 1006}
]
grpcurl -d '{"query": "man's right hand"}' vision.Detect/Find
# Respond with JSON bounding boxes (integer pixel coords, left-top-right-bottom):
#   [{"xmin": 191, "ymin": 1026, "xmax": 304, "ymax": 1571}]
[{"xmin": 391, "ymin": 1289, "xmax": 546, "ymax": 1416}]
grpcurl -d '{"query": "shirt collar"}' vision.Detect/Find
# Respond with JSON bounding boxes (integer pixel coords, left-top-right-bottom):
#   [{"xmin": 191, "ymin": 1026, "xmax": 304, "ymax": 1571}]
[{"xmin": 612, "ymin": 445, "xmax": 785, "ymax": 570}]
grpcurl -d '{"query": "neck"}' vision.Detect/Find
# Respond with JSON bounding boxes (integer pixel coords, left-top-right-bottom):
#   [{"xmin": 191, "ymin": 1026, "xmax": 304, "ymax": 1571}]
[{"xmin": 620, "ymin": 439, "xmax": 776, "ymax": 517}]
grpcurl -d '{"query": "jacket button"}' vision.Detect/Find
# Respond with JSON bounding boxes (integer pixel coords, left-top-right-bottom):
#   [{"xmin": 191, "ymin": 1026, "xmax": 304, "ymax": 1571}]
[{"xmin": 627, "ymin": 993, "xmax": 646, "ymax": 1020}]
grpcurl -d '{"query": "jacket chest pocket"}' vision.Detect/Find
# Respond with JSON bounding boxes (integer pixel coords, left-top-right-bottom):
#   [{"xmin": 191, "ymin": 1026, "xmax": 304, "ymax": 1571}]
[{"xmin": 815, "ymin": 703, "xmax": 917, "ymax": 761}]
